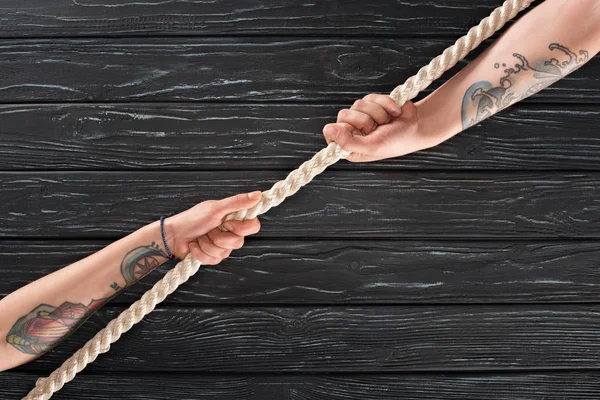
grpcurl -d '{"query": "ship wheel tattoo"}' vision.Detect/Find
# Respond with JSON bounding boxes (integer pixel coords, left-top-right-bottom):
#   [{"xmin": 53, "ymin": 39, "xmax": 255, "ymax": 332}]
[{"xmin": 120, "ymin": 243, "xmax": 170, "ymax": 286}]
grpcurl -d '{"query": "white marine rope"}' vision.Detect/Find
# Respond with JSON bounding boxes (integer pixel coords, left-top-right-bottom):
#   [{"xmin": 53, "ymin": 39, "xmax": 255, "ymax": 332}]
[{"xmin": 23, "ymin": 1, "xmax": 534, "ymax": 398}]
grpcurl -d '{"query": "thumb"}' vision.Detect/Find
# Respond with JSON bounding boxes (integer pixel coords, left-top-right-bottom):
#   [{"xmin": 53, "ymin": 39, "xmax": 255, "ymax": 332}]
[
  {"xmin": 213, "ymin": 191, "xmax": 263, "ymax": 217},
  {"xmin": 323, "ymin": 123, "xmax": 374, "ymax": 155}
]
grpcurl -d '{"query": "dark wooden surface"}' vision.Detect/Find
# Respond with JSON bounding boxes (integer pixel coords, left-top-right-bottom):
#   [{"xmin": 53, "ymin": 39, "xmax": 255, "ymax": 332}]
[
  {"xmin": 0, "ymin": 0, "xmax": 520, "ymax": 38},
  {"xmin": 2, "ymin": 0, "xmax": 600, "ymax": 399},
  {"xmin": 5, "ymin": 372, "xmax": 600, "ymax": 399},
  {"xmin": 0, "ymin": 38, "xmax": 598, "ymax": 103},
  {"xmin": 2, "ymin": 104, "xmax": 600, "ymax": 171}
]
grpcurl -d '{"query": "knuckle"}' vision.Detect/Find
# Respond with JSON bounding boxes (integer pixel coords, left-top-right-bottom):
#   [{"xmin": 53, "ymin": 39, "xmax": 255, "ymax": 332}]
[
  {"xmin": 204, "ymin": 200, "xmax": 219, "ymax": 214},
  {"xmin": 203, "ymin": 257, "xmax": 216, "ymax": 266},
  {"xmin": 208, "ymin": 230, "xmax": 220, "ymax": 243},
  {"xmin": 240, "ymin": 225, "xmax": 253, "ymax": 236},
  {"xmin": 198, "ymin": 239, "xmax": 210, "ymax": 252},
  {"xmin": 359, "ymin": 113, "xmax": 371, "ymax": 126},
  {"xmin": 352, "ymin": 99, "xmax": 363, "ymax": 108},
  {"xmin": 211, "ymin": 234, "xmax": 224, "ymax": 247},
  {"xmin": 218, "ymin": 248, "xmax": 229, "ymax": 258},
  {"xmin": 191, "ymin": 246, "xmax": 202, "ymax": 260},
  {"xmin": 235, "ymin": 193, "xmax": 247, "ymax": 203},
  {"xmin": 337, "ymin": 109, "xmax": 349, "ymax": 119},
  {"xmin": 363, "ymin": 93, "xmax": 376, "ymax": 102},
  {"xmin": 234, "ymin": 237, "xmax": 245, "ymax": 249}
]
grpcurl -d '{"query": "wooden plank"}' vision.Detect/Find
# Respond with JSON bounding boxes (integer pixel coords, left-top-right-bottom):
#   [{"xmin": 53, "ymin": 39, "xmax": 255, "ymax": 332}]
[
  {"xmin": 11, "ymin": 305, "xmax": 600, "ymax": 372},
  {"xmin": 1, "ymin": 171, "xmax": 600, "ymax": 239},
  {"xmin": 0, "ymin": 0, "xmax": 530, "ymax": 38},
  {"xmin": 0, "ymin": 38, "xmax": 597, "ymax": 103},
  {"xmin": 1, "ymin": 103, "xmax": 599, "ymax": 171},
  {"xmin": 3, "ymin": 239, "xmax": 600, "ymax": 304},
  {"xmin": 3, "ymin": 372, "xmax": 600, "ymax": 400}
]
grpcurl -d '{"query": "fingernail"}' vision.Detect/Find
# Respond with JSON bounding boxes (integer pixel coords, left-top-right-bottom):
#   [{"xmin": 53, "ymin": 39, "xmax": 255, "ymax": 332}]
[
  {"xmin": 248, "ymin": 191, "xmax": 262, "ymax": 200},
  {"xmin": 223, "ymin": 222, "xmax": 234, "ymax": 231}
]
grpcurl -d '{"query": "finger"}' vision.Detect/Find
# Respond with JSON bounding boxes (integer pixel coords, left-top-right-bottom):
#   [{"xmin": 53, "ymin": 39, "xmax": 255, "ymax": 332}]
[
  {"xmin": 346, "ymin": 152, "xmax": 381, "ymax": 163},
  {"xmin": 213, "ymin": 191, "xmax": 262, "ymax": 217},
  {"xmin": 363, "ymin": 93, "xmax": 403, "ymax": 117},
  {"xmin": 207, "ymin": 228, "xmax": 245, "ymax": 250},
  {"xmin": 220, "ymin": 217, "xmax": 261, "ymax": 237},
  {"xmin": 322, "ymin": 123, "xmax": 376, "ymax": 154},
  {"xmin": 198, "ymin": 235, "xmax": 232, "ymax": 259},
  {"xmin": 336, "ymin": 109, "xmax": 378, "ymax": 135},
  {"xmin": 351, "ymin": 99, "xmax": 391, "ymax": 125},
  {"xmin": 188, "ymin": 240, "xmax": 222, "ymax": 265}
]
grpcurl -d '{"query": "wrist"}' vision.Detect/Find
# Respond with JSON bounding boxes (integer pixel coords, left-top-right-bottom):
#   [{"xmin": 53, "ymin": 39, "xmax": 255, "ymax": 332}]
[
  {"xmin": 414, "ymin": 96, "xmax": 461, "ymax": 149},
  {"xmin": 156, "ymin": 216, "xmax": 178, "ymax": 259}
]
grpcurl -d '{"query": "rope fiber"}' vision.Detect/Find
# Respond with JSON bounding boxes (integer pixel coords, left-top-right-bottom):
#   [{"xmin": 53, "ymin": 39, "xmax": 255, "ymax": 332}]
[{"xmin": 24, "ymin": 1, "xmax": 534, "ymax": 398}]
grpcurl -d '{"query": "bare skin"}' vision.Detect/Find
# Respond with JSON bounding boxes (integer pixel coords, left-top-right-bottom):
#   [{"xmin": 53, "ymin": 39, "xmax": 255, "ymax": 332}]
[
  {"xmin": 323, "ymin": 0, "xmax": 600, "ymax": 162},
  {"xmin": 2, "ymin": 0, "xmax": 599, "ymax": 373},
  {"xmin": 0, "ymin": 191, "xmax": 262, "ymax": 371}
]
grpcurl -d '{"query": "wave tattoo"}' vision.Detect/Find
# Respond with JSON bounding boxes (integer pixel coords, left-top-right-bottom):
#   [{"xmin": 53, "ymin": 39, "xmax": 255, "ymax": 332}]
[{"xmin": 462, "ymin": 43, "xmax": 589, "ymax": 129}]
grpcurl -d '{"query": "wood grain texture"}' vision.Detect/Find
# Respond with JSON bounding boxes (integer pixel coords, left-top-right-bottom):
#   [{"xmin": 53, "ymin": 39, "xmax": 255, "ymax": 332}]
[
  {"xmin": 0, "ymin": 38, "xmax": 597, "ymax": 103},
  {"xmin": 1, "ymin": 1, "xmax": 598, "ymax": 393},
  {"xmin": 3, "ymin": 372, "xmax": 600, "ymax": 400},
  {"xmin": 2, "ymin": 171, "xmax": 600, "ymax": 239},
  {"xmin": 3, "ymin": 239, "xmax": 600, "ymax": 305},
  {"xmin": 11, "ymin": 305, "xmax": 600, "ymax": 372},
  {"xmin": 1, "ymin": 103, "xmax": 599, "ymax": 171},
  {"xmin": 0, "ymin": 0, "xmax": 530, "ymax": 38}
]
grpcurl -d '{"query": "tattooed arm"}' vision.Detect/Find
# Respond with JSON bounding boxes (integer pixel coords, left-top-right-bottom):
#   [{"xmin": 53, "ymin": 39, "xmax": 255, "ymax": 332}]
[
  {"xmin": 323, "ymin": 0, "xmax": 600, "ymax": 162},
  {"xmin": 0, "ymin": 191, "xmax": 262, "ymax": 371}
]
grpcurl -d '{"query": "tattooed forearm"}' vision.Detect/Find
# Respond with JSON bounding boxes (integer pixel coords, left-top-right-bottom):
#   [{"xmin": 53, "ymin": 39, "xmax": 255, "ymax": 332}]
[
  {"xmin": 6, "ymin": 241, "xmax": 171, "ymax": 356},
  {"xmin": 6, "ymin": 297, "xmax": 110, "ymax": 355},
  {"xmin": 461, "ymin": 43, "xmax": 589, "ymax": 129},
  {"xmin": 120, "ymin": 241, "xmax": 170, "ymax": 286}
]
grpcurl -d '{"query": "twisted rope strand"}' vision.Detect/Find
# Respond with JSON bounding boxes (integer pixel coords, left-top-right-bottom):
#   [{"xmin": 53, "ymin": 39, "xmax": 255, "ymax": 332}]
[
  {"xmin": 390, "ymin": 0, "xmax": 532, "ymax": 104},
  {"xmin": 25, "ymin": 254, "xmax": 202, "ymax": 400},
  {"xmin": 24, "ymin": 1, "xmax": 533, "ymax": 398}
]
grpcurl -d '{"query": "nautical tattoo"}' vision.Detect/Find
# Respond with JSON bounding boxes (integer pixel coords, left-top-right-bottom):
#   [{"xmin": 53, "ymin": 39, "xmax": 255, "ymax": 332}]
[
  {"xmin": 6, "ymin": 242, "xmax": 170, "ymax": 356},
  {"xmin": 120, "ymin": 241, "xmax": 170, "ymax": 286},
  {"xmin": 6, "ymin": 297, "xmax": 110, "ymax": 355},
  {"xmin": 461, "ymin": 43, "xmax": 589, "ymax": 129}
]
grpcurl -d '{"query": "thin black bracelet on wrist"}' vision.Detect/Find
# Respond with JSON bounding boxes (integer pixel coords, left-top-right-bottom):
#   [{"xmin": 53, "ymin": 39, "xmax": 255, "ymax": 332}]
[{"xmin": 159, "ymin": 216, "xmax": 174, "ymax": 259}]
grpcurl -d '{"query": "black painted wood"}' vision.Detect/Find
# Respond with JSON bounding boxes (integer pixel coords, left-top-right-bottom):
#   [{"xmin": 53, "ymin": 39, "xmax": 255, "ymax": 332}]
[
  {"xmin": 11, "ymin": 305, "xmax": 600, "ymax": 372},
  {"xmin": 3, "ymin": 372, "xmax": 600, "ymax": 400},
  {"xmin": 0, "ymin": 38, "xmax": 597, "ymax": 103},
  {"xmin": 0, "ymin": 0, "xmax": 533, "ymax": 38},
  {"xmin": 2, "ymin": 171, "xmax": 600, "ymax": 239},
  {"xmin": 2, "ymin": 0, "xmax": 599, "ymax": 397},
  {"xmin": 1, "ymin": 103, "xmax": 599, "ymax": 171},
  {"xmin": 3, "ymin": 239, "xmax": 600, "ymax": 305}
]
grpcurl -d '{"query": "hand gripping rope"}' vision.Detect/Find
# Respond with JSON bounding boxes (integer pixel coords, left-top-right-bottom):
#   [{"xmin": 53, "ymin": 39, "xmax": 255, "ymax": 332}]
[{"xmin": 23, "ymin": 1, "xmax": 534, "ymax": 398}]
